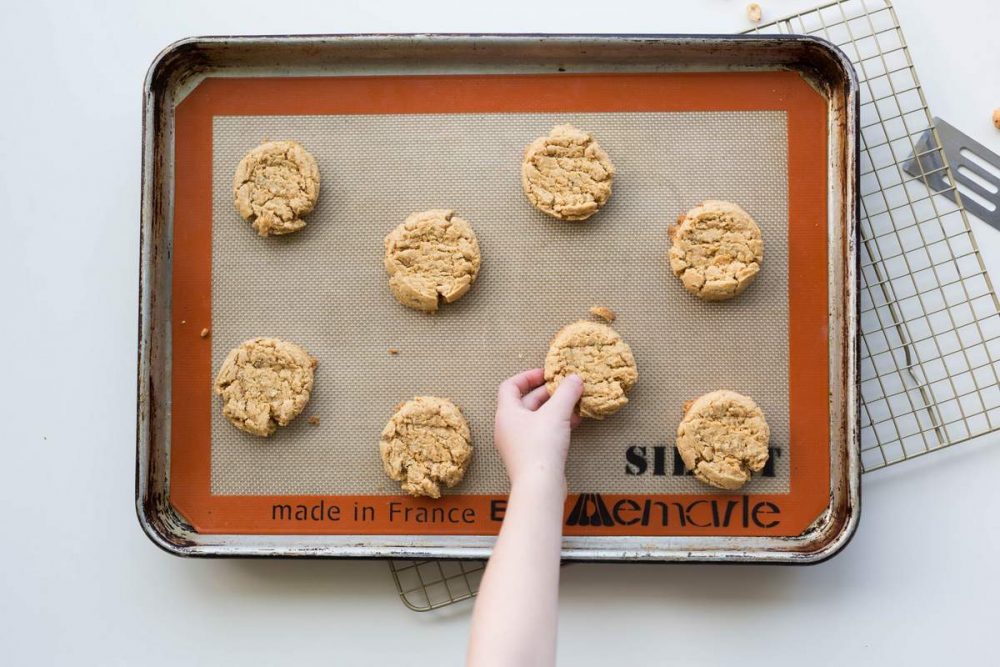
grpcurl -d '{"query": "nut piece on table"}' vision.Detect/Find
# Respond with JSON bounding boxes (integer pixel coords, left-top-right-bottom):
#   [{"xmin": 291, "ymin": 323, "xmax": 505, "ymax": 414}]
[
  {"xmin": 993, "ymin": 108, "xmax": 1000, "ymax": 130},
  {"xmin": 747, "ymin": 3, "xmax": 762, "ymax": 23}
]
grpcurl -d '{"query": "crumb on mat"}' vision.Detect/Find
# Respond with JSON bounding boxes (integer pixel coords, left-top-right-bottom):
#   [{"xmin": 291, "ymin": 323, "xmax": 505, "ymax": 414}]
[
  {"xmin": 308, "ymin": 416, "xmax": 320, "ymax": 426},
  {"xmin": 389, "ymin": 347, "xmax": 400, "ymax": 355},
  {"xmin": 589, "ymin": 306, "xmax": 617, "ymax": 323}
]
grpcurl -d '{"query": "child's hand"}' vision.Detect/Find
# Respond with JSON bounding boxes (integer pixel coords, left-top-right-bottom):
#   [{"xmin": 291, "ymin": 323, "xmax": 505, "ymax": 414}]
[
  {"xmin": 494, "ymin": 368, "xmax": 584, "ymax": 491},
  {"xmin": 469, "ymin": 369, "xmax": 583, "ymax": 666}
]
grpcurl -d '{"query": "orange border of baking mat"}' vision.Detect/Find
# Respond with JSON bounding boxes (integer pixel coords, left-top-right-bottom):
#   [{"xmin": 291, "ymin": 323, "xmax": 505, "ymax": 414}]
[{"xmin": 171, "ymin": 72, "xmax": 829, "ymax": 537}]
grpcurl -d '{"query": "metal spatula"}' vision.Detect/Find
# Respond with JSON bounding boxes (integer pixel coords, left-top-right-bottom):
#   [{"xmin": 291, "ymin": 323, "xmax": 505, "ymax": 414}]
[{"xmin": 904, "ymin": 117, "xmax": 1000, "ymax": 229}]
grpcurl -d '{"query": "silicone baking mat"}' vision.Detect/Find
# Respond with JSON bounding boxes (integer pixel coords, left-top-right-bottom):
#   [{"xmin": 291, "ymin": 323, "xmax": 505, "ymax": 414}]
[
  {"xmin": 210, "ymin": 110, "xmax": 790, "ymax": 496},
  {"xmin": 168, "ymin": 72, "xmax": 832, "ymax": 537}
]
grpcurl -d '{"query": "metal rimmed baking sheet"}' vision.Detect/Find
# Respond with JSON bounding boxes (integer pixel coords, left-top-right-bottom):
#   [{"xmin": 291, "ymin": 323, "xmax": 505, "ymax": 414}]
[{"xmin": 137, "ymin": 34, "xmax": 858, "ymax": 562}]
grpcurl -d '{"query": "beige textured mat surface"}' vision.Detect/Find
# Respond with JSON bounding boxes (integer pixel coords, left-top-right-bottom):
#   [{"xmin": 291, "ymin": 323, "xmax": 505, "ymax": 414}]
[{"xmin": 210, "ymin": 111, "xmax": 790, "ymax": 496}]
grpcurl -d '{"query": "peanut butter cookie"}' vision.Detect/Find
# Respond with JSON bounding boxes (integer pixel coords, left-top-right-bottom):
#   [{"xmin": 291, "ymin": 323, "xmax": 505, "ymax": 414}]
[
  {"xmin": 214, "ymin": 338, "xmax": 317, "ymax": 437},
  {"xmin": 669, "ymin": 200, "xmax": 763, "ymax": 301},
  {"xmin": 383, "ymin": 209, "xmax": 482, "ymax": 313},
  {"xmin": 233, "ymin": 140, "xmax": 320, "ymax": 236},
  {"xmin": 379, "ymin": 396, "xmax": 473, "ymax": 498},
  {"xmin": 543, "ymin": 320, "xmax": 638, "ymax": 419},
  {"xmin": 521, "ymin": 124, "xmax": 615, "ymax": 221},
  {"xmin": 676, "ymin": 390, "xmax": 770, "ymax": 490}
]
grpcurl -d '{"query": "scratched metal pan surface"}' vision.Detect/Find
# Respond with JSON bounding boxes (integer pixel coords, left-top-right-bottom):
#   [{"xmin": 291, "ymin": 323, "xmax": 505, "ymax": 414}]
[{"xmin": 136, "ymin": 35, "xmax": 860, "ymax": 563}]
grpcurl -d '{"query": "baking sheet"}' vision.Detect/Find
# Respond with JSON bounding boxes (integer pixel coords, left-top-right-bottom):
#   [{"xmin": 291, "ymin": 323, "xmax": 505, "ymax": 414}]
[{"xmin": 209, "ymin": 110, "xmax": 791, "ymax": 497}]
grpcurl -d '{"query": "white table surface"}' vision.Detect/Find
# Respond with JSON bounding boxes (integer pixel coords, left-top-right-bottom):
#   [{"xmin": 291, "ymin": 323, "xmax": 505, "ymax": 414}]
[{"xmin": 1, "ymin": 0, "xmax": 998, "ymax": 664}]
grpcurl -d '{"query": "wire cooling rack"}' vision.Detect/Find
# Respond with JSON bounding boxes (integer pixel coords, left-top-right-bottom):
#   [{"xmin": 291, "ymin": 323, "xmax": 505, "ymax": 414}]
[
  {"xmin": 749, "ymin": 0, "xmax": 1000, "ymax": 471},
  {"xmin": 390, "ymin": 559, "xmax": 487, "ymax": 612},
  {"xmin": 389, "ymin": 0, "xmax": 1000, "ymax": 611}
]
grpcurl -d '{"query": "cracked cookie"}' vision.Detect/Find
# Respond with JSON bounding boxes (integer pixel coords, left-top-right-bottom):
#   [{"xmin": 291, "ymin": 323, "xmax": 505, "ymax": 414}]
[
  {"xmin": 214, "ymin": 337, "xmax": 317, "ymax": 437},
  {"xmin": 521, "ymin": 124, "xmax": 615, "ymax": 221},
  {"xmin": 676, "ymin": 390, "xmax": 770, "ymax": 490},
  {"xmin": 233, "ymin": 140, "xmax": 320, "ymax": 236},
  {"xmin": 543, "ymin": 320, "xmax": 638, "ymax": 419},
  {"xmin": 669, "ymin": 200, "xmax": 763, "ymax": 301},
  {"xmin": 384, "ymin": 209, "xmax": 482, "ymax": 313},
  {"xmin": 379, "ymin": 396, "xmax": 473, "ymax": 498}
]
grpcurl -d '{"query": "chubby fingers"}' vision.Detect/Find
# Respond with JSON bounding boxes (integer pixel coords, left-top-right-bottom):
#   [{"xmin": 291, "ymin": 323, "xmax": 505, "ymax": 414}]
[
  {"xmin": 542, "ymin": 374, "xmax": 584, "ymax": 419},
  {"xmin": 497, "ymin": 368, "xmax": 546, "ymax": 407},
  {"xmin": 521, "ymin": 384, "xmax": 552, "ymax": 411}
]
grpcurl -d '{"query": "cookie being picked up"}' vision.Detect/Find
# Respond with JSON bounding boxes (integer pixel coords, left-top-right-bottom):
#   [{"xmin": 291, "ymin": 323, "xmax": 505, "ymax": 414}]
[
  {"xmin": 379, "ymin": 396, "xmax": 473, "ymax": 498},
  {"xmin": 543, "ymin": 320, "xmax": 638, "ymax": 419},
  {"xmin": 676, "ymin": 390, "xmax": 770, "ymax": 490}
]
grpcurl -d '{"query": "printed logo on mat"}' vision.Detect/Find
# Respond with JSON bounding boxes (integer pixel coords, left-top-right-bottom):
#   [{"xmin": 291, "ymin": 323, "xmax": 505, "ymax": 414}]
[
  {"xmin": 623, "ymin": 445, "xmax": 783, "ymax": 477},
  {"xmin": 566, "ymin": 494, "xmax": 615, "ymax": 527},
  {"xmin": 564, "ymin": 493, "xmax": 782, "ymax": 529}
]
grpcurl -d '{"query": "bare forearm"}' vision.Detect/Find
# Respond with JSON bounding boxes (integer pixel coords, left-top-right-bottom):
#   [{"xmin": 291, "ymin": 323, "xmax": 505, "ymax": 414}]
[
  {"xmin": 469, "ymin": 369, "xmax": 581, "ymax": 667},
  {"xmin": 467, "ymin": 475, "xmax": 566, "ymax": 667}
]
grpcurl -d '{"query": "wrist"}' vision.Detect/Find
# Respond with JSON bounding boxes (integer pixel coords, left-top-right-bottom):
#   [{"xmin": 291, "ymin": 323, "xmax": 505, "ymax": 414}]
[{"xmin": 511, "ymin": 466, "xmax": 567, "ymax": 497}]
